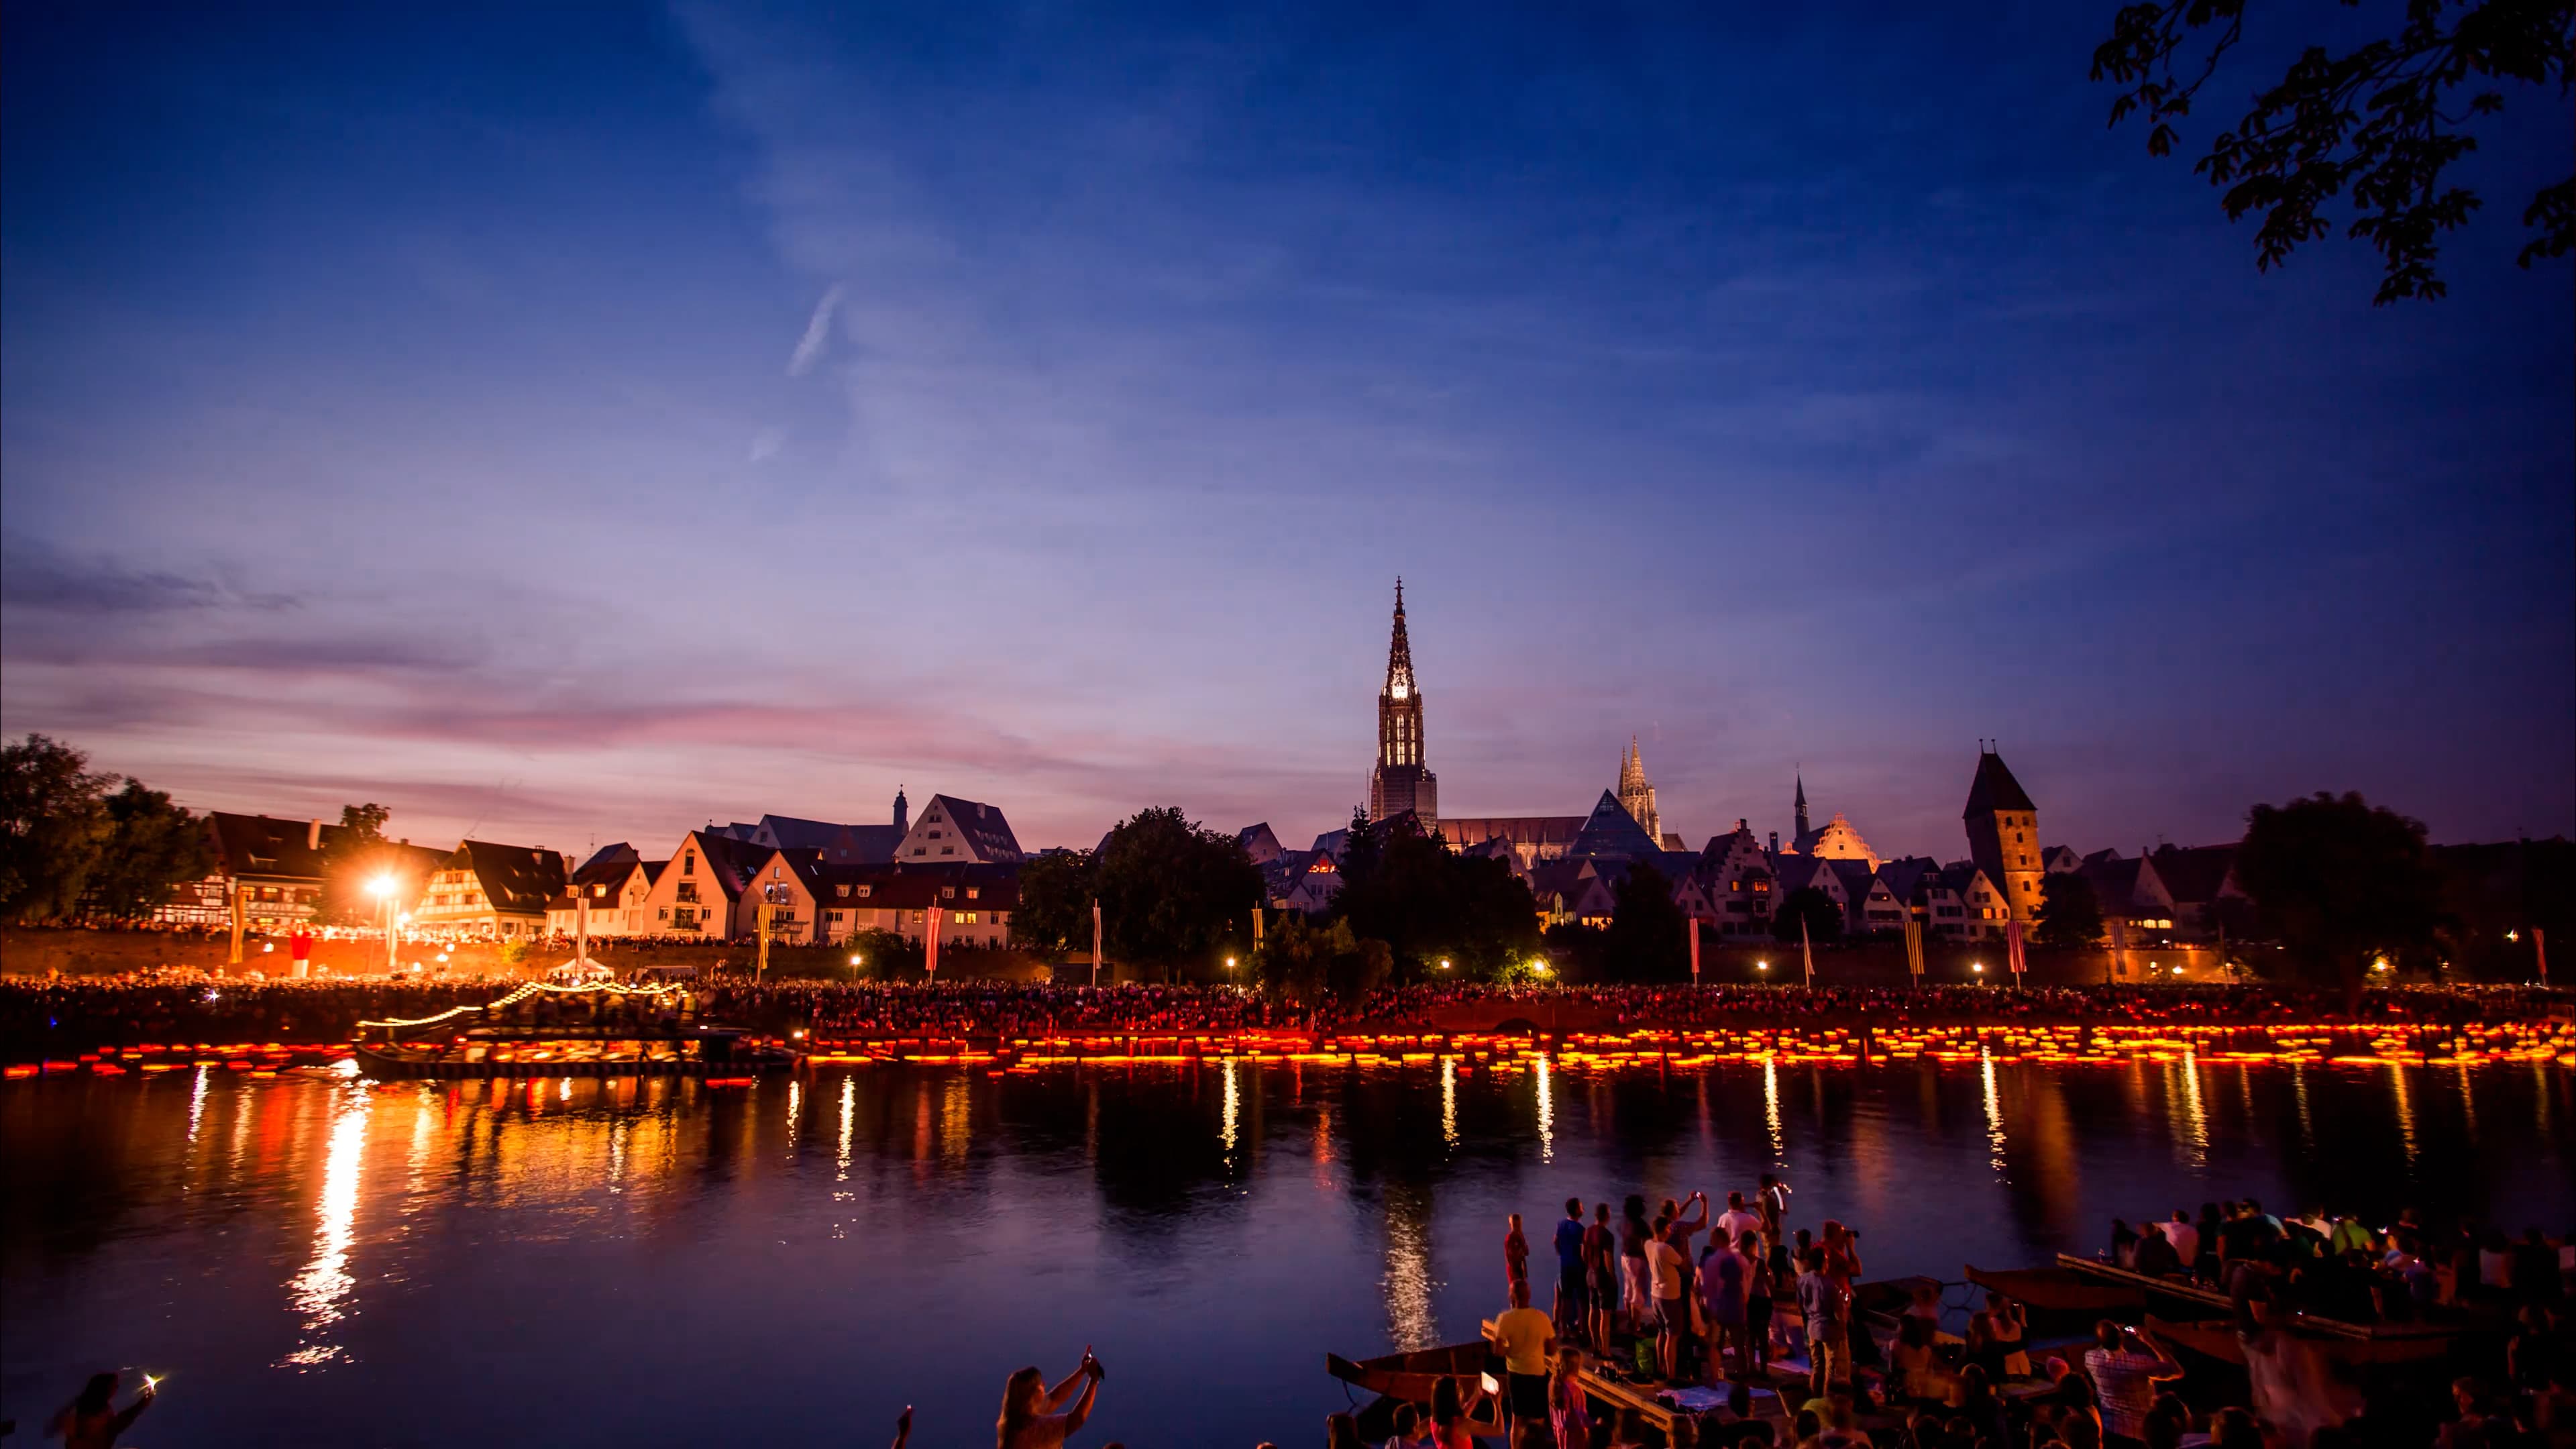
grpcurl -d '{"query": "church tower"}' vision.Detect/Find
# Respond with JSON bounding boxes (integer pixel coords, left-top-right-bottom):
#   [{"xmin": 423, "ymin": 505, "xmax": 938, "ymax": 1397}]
[
  {"xmin": 1367, "ymin": 580, "xmax": 1438, "ymax": 828},
  {"xmin": 1792, "ymin": 771, "xmax": 1812, "ymax": 847},
  {"xmin": 1617, "ymin": 738, "xmax": 1661, "ymax": 843},
  {"xmin": 1964, "ymin": 743, "xmax": 2043, "ymax": 924}
]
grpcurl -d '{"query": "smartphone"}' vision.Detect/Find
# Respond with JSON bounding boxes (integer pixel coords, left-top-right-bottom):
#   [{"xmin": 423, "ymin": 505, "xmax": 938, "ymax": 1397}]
[{"xmin": 1481, "ymin": 1373, "xmax": 1501, "ymax": 1397}]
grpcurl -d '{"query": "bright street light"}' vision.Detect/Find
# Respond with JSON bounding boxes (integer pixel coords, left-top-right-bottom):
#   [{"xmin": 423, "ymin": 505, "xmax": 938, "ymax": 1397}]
[
  {"xmin": 1438, "ymin": 958, "xmax": 1451, "ymax": 971},
  {"xmin": 1756, "ymin": 960, "xmax": 1770, "ymax": 972},
  {"xmin": 1972, "ymin": 962, "xmax": 1986, "ymax": 975},
  {"xmin": 366, "ymin": 875, "xmax": 396, "ymax": 899},
  {"xmin": 1224, "ymin": 955, "xmax": 1236, "ymax": 971}
]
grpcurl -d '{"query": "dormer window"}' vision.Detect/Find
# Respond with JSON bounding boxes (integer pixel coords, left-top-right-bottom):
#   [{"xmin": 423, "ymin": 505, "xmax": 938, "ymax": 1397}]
[
  {"xmin": 965, "ymin": 887, "xmax": 979, "ymax": 900},
  {"xmin": 836, "ymin": 884, "xmax": 850, "ymax": 898},
  {"xmin": 857, "ymin": 884, "xmax": 872, "ymax": 898},
  {"xmin": 941, "ymin": 886, "xmax": 956, "ymax": 899}
]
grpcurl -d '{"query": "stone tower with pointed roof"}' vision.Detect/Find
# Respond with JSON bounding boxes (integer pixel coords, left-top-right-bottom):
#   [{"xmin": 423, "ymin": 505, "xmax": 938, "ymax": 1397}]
[
  {"xmin": 1617, "ymin": 739, "xmax": 1661, "ymax": 843},
  {"xmin": 1367, "ymin": 579, "xmax": 1438, "ymax": 829},
  {"xmin": 1793, "ymin": 771, "xmax": 1812, "ymax": 845},
  {"xmin": 1964, "ymin": 744, "xmax": 2043, "ymax": 923}
]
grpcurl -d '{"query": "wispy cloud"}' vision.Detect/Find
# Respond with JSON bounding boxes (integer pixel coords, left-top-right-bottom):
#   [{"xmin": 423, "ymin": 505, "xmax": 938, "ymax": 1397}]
[
  {"xmin": 0, "ymin": 533, "xmax": 298, "ymax": 614},
  {"xmin": 785, "ymin": 282, "xmax": 843, "ymax": 376}
]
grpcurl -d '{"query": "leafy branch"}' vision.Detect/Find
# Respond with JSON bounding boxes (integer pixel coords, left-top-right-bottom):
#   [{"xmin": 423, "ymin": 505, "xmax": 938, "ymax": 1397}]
[{"xmin": 2092, "ymin": 0, "xmax": 2574, "ymax": 302}]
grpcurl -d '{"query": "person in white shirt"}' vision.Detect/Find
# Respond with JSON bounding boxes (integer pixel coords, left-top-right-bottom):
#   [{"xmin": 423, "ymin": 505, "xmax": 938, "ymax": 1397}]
[
  {"xmin": 1715, "ymin": 1191, "xmax": 1764, "ymax": 1248},
  {"xmin": 2162, "ymin": 1210, "xmax": 2200, "ymax": 1267},
  {"xmin": 1647, "ymin": 1219, "xmax": 1692, "ymax": 1381}
]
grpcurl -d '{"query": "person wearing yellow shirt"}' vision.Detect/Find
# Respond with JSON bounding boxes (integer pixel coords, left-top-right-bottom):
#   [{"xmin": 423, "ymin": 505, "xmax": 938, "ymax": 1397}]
[{"xmin": 1489, "ymin": 1279, "xmax": 1557, "ymax": 1435}]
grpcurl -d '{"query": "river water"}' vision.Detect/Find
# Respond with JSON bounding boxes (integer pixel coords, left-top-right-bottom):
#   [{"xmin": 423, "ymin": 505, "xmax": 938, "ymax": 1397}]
[{"xmin": 5, "ymin": 1057, "xmax": 2569, "ymax": 1446}]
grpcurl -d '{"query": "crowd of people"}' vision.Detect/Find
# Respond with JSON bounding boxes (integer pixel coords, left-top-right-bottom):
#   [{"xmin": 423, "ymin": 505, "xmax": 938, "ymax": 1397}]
[
  {"xmin": 1349, "ymin": 983, "xmax": 2573, "ymax": 1031},
  {"xmin": 1448, "ymin": 1181, "xmax": 2576, "ymax": 1449},
  {"xmin": 4, "ymin": 971, "xmax": 2569, "ymax": 1061}
]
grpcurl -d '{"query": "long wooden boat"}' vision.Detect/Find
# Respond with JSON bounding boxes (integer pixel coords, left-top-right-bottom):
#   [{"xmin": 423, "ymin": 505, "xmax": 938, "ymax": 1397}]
[
  {"xmin": 1325, "ymin": 1341, "xmax": 1491, "ymax": 1407},
  {"xmin": 352, "ymin": 979, "xmax": 794, "ymax": 1079}
]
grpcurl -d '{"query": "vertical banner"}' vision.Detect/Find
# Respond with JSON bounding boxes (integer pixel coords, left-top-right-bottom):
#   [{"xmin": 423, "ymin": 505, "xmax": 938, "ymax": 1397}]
[
  {"xmin": 1904, "ymin": 914, "xmax": 1925, "ymax": 982},
  {"xmin": 1688, "ymin": 916, "xmax": 1701, "ymax": 983},
  {"xmin": 229, "ymin": 883, "xmax": 246, "ymax": 967},
  {"xmin": 923, "ymin": 903, "xmax": 941, "ymax": 982},
  {"xmin": 2106, "ymin": 916, "xmax": 2127, "ymax": 983},
  {"xmin": 576, "ymin": 892, "xmax": 590, "ymax": 969},
  {"xmin": 2534, "ymin": 927, "xmax": 2548, "ymax": 984},
  {"xmin": 1800, "ymin": 916, "xmax": 1815, "ymax": 988},
  {"xmin": 1091, "ymin": 900, "xmax": 1104, "ymax": 987},
  {"xmin": 2005, "ymin": 918, "xmax": 2028, "ymax": 986}
]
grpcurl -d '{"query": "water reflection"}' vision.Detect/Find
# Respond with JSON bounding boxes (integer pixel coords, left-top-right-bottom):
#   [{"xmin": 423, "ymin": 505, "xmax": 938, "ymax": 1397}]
[
  {"xmin": 4, "ymin": 1059, "xmax": 2566, "ymax": 1448},
  {"xmin": 1535, "ymin": 1057, "xmax": 1555, "ymax": 1163},
  {"xmin": 1223, "ymin": 1057, "xmax": 1242, "ymax": 1158},
  {"xmin": 2173, "ymin": 1055, "xmax": 2209, "ymax": 1171},
  {"xmin": 1381, "ymin": 1185, "xmax": 1439, "ymax": 1350},
  {"xmin": 186, "ymin": 1064, "xmax": 209, "ymax": 1146},
  {"xmin": 1763, "ymin": 1059, "xmax": 1784, "ymax": 1163},
  {"xmin": 280, "ymin": 1083, "xmax": 373, "ymax": 1368},
  {"xmin": 1440, "ymin": 1057, "xmax": 1457, "ymax": 1150},
  {"xmin": 2390, "ymin": 1065, "xmax": 2420, "ymax": 1165},
  {"xmin": 1980, "ymin": 1049, "xmax": 2007, "ymax": 1175}
]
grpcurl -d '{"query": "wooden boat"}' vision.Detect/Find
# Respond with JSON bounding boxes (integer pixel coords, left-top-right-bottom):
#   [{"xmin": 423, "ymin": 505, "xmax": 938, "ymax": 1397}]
[
  {"xmin": 1325, "ymin": 1340, "xmax": 1493, "ymax": 1407},
  {"xmin": 352, "ymin": 980, "xmax": 794, "ymax": 1079},
  {"xmin": 1965, "ymin": 1256, "xmax": 2478, "ymax": 1371}
]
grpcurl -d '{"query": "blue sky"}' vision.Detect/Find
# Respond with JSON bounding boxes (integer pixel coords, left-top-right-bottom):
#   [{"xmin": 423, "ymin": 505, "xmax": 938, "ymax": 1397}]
[{"xmin": 4, "ymin": 1, "xmax": 2569, "ymax": 859}]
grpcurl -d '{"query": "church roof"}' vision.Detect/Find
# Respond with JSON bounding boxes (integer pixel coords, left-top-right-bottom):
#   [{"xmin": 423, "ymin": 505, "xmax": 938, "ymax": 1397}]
[
  {"xmin": 1444, "ymin": 815, "xmax": 1586, "ymax": 849},
  {"xmin": 1964, "ymin": 749, "xmax": 2037, "ymax": 817},
  {"xmin": 1568, "ymin": 790, "xmax": 1660, "ymax": 861}
]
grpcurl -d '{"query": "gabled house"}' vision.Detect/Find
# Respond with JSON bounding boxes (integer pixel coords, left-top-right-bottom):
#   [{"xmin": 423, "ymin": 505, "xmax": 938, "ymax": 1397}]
[
  {"xmin": 1937, "ymin": 862, "xmax": 2012, "ymax": 941},
  {"xmin": 1698, "ymin": 821, "xmax": 1775, "ymax": 938},
  {"xmin": 2145, "ymin": 843, "xmax": 2248, "ymax": 936},
  {"xmin": 1878, "ymin": 857, "xmax": 1971, "ymax": 941},
  {"xmin": 163, "ymin": 812, "xmax": 443, "ymax": 929},
  {"xmin": 1276, "ymin": 851, "xmax": 1342, "ymax": 914},
  {"xmin": 895, "ymin": 794, "xmax": 1024, "ymax": 865},
  {"xmin": 1772, "ymin": 854, "xmax": 1852, "ymax": 930},
  {"xmin": 2041, "ymin": 845, "xmax": 2082, "ymax": 874},
  {"xmin": 1236, "ymin": 822, "xmax": 1287, "ymax": 867},
  {"xmin": 545, "ymin": 843, "xmax": 666, "ymax": 936},
  {"xmin": 812, "ymin": 864, "xmax": 1018, "ymax": 951},
  {"xmin": 638, "ymin": 830, "xmax": 770, "ymax": 937},
  {"xmin": 1827, "ymin": 859, "xmax": 1907, "ymax": 936},
  {"xmin": 715, "ymin": 794, "xmax": 911, "ymax": 865},
  {"xmin": 1528, "ymin": 857, "xmax": 1617, "ymax": 929},
  {"xmin": 2078, "ymin": 851, "xmax": 2180, "ymax": 939},
  {"xmin": 738, "ymin": 847, "xmax": 832, "ymax": 945},
  {"xmin": 413, "ymin": 840, "xmax": 571, "ymax": 939}
]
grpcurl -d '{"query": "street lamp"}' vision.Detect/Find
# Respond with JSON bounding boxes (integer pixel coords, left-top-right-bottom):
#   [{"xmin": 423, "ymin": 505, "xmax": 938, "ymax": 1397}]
[
  {"xmin": 848, "ymin": 953, "xmax": 863, "ymax": 983},
  {"xmin": 1438, "ymin": 958, "xmax": 1451, "ymax": 972},
  {"xmin": 366, "ymin": 875, "xmax": 399, "ymax": 977},
  {"xmin": 1972, "ymin": 962, "xmax": 1986, "ymax": 976},
  {"xmin": 1531, "ymin": 959, "xmax": 1552, "ymax": 978},
  {"xmin": 1756, "ymin": 959, "xmax": 1770, "ymax": 973},
  {"xmin": 1224, "ymin": 955, "xmax": 1237, "ymax": 973}
]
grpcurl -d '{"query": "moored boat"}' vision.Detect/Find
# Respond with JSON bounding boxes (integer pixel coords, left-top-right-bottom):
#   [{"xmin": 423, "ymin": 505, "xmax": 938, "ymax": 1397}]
[{"xmin": 352, "ymin": 977, "xmax": 794, "ymax": 1079}]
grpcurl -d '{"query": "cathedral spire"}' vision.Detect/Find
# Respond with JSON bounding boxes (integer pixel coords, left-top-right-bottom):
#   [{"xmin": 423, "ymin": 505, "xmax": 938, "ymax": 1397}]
[
  {"xmin": 1385, "ymin": 577, "xmax": 1413, "ymax": 694},
  {"xmin": 1793, "ymin": 769, "xmax": 1811, "ymax": 843}
]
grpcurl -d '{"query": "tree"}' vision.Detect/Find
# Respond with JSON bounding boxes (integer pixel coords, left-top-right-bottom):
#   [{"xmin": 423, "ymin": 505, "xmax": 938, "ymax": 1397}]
[
  {"xmin": 1012, "ymin": 848, "xmax": 1098, "ymax": 957},
  {"xmin": 2091, "ymin": 0, "xmax": 2573, "ymax": 303},
  {"xmin": 1091, "ymin": 807, "xmax": 1264, "ymax": 978},
  {"xmin": 2234, "ymin": 790, "xmax": 2445, "ymax": 994},
  {"xmin": 2037, "ymin": 869, "xmax": 2106, "ymax": 948},
  {"xmin": 0, "ymin": 734, "xmax": 115, "ymax": 923},
  {"xmin": 87, "ymin": 781, "xmax": 214, "ymax": 919},
  {"xmin": 1601, "ymin": 859, "xmax": 1690, "ymax": 981},
  {"xmin": 1338, "ymin": 808, "xmax": 1384, "ymax": 896},
  {"xmin": 1328, "ymin": 817, "xmax": 1540, "ymax": 977},
  {"xmin": 1771, "ymin": 886, "xmax": 1843, "ymax": 945},
  {"xmin": 313, "ymin": 803, "xmax": 402, "ymax": 925}
]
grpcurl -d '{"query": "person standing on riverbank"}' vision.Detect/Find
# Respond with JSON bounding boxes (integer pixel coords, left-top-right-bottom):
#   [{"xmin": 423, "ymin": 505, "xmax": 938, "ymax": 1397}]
[
  {"xmin": 1491, "ymin": 1280, "xmax": 1556, "ymax": 1435},
  {"xmin": 1552, "ymin": 1199, "xmax": 1589, "ymax": 1336},
  {"xmin": 1619, "ymin": 1196, "xmax": 1655, "ymax": 1334},
  {"xmin": 1505, "ymin": 1214, "xmax": 1530, "ymax": 1302},
  {"xmin": 48, "ymin": 1373, "xmax": 154, "ymax": 1449},
  {"xmin": 998, "ymin": 1348, "xmax": 1104, "ymax": 1449},
  {"xmin": 1798, "ymin": 1247, "xmax": 1847, "ymax": 1397},
  {"xmin": 1585, "ymin": 1202, "xmax": 1618, "ymax": 1354}
]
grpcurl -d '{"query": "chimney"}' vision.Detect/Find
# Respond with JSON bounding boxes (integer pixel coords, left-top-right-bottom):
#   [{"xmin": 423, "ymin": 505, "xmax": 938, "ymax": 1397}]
[{"xmin": 308, "ymin": 819, "xmax": 322, "ymax": 851}]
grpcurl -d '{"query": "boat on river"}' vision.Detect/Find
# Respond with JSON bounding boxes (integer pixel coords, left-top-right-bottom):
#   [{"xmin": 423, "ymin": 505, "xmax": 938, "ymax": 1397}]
[{"xmin": 352, "ymin": 977, "xmax": 794, "ymax": 1079}]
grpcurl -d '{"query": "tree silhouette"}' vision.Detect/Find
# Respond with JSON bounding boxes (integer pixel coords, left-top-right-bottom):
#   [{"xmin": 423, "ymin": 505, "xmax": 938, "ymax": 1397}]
[{"xmin": 2092, "ymin": 0, "xmax": 2573, "ymax": 302}]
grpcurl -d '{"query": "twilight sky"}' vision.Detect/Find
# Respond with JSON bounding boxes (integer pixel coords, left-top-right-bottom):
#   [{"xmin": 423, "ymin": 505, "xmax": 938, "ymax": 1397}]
[{"xmin": 3, "ymin": 1, "xmax": 2570, "ymax": 861}]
